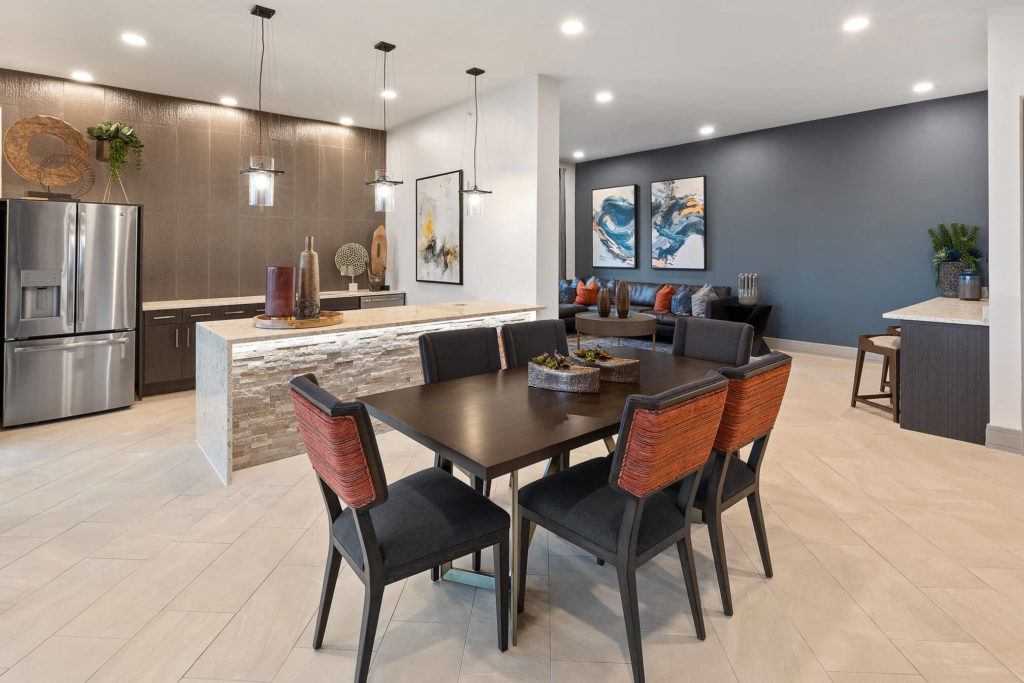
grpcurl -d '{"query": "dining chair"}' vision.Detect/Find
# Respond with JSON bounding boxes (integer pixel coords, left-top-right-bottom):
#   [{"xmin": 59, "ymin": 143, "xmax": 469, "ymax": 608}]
[
  {"xmin": 694, "ymin": 352, "xmax": 791, "ymax": 616},
  {"xmin": 419, "ymin": 326, "xmax": 502, "ymax": 572},
  {"xmin": 290, "ymin": 374, "xmax": 510, "ymax": 683},
  {"xmin": 672, "ymin": 317, "xmax": 754, "ymax": 365},
  {"xmin": 517, "ymin": 373, "xmax": 729, "ymax": 683},
  {"xmin": 500, "ymin": 319, "xmax": 569, "ymax": 368}
]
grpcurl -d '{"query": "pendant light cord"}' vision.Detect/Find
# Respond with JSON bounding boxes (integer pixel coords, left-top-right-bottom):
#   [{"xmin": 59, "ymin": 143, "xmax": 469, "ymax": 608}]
[
  {"xmin": 381, "ymin": 51, "xmax": 387, "ymax": 171},
  {"xmin": 258, "ymin": 16, "xmax": 265, "ymax": 158},
  {"xmin": 472, "ymin": 74, "xmax": 478, "ymax": 188}
]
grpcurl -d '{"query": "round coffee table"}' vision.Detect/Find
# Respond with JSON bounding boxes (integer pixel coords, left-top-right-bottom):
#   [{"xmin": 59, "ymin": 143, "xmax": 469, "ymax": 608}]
[{"xmin": 575, "ymin": 311, "xmax": 658, "ymax": 351}]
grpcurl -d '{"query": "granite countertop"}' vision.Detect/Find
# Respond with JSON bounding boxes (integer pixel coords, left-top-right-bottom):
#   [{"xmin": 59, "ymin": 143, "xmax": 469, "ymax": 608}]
[
  {"xmin": 883, "ymin": 297, "xmax": 988, "ymax": 326},
  {"xmin": 142, "ymin": 289, "xmax": 403, "ymax": 311},
  {"xmin": 197, "ymin": 300, "xmax": 543, "ymax": 344}
]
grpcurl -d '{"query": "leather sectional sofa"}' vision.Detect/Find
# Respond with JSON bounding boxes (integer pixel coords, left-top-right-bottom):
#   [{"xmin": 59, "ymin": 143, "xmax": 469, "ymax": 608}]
[{"xmin": 559, "ymin": 277, "xmax": 735, "ymax": 339}]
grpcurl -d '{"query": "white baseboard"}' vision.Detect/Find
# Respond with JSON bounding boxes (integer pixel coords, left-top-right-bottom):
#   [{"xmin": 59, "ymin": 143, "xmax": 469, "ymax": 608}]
[
  {"xmin": 765, "ymin": 337, "xmax": 873, "ymax": 361},
  {"xmin": 985, "ymin": 424, "xmax": 1023, "ymax": 454}
]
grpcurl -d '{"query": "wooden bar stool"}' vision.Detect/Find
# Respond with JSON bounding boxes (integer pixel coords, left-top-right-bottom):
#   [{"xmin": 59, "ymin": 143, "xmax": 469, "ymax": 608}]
[
  {"xmin": 880, "ymin": 326, "xmax": 900, "ymax": 391},
  {"xmin": 851, "ymin": 332, "xmax": 901, "ymax": 422}
]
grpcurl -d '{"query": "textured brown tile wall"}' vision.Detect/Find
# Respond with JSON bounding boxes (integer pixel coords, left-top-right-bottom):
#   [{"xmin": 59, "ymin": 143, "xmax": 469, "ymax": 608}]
[{"xmin": 0, "ymin": 68, "xmax": 386, "ymax": 301}]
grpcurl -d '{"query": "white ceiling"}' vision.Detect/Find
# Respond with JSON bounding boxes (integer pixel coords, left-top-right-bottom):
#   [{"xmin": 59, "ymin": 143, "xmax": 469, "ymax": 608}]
[{"xmin": 0, "ymin": 0, "xmax": 992, "ymax": 160}]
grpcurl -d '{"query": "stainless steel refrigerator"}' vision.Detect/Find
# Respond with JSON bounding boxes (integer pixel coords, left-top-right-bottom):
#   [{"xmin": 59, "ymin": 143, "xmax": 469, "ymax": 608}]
[{"xmin": 1, "ymin": 199, "xmax": 139, "ymax": 427}]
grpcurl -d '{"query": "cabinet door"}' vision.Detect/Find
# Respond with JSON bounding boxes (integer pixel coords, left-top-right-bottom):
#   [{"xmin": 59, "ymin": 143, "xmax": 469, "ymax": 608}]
[
  {"xmin": 183, "ymin": 321, "xmax": 197, "ymax": 379},
  {"xmin": 143, "ymin": 324, "xmax": 182, "ymax": 384}
]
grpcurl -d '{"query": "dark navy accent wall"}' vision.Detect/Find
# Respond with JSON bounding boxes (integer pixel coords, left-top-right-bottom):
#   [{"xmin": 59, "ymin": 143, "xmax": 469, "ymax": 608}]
[{"xmin": 574, "ymin": 92, "xmax": 988, "ymax": 347}]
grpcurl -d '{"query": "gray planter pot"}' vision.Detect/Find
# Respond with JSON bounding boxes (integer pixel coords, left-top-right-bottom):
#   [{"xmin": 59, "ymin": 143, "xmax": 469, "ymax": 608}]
[{"xmin": 938, "ymin": 261, "xmax": 966, "ymax": 297}]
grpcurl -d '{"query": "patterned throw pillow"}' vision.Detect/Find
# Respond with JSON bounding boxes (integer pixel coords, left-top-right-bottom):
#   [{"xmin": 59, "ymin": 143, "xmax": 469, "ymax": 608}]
[
  {"xmin": 690, "ymin": 284, "xmax": 719, "ymax": 318},
  {"xmin": 671, "ymin": 286, "xmax": 692, "ymax": 316},
  {"xmin": 558, "ymin": 279, "xmax": 578, "ymax": 304}
]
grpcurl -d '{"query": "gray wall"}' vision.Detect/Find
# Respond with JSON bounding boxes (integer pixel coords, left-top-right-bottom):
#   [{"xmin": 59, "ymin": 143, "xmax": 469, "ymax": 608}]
[{"xmin": 575, "ymin": 92, "xmax": 988, "ymax": 346}]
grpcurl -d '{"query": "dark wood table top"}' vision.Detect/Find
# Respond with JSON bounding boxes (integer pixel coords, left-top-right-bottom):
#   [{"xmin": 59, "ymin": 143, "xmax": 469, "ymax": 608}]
[{"xmin": 359, "ymin": 347, "xmax": 732, "ymax": 480}]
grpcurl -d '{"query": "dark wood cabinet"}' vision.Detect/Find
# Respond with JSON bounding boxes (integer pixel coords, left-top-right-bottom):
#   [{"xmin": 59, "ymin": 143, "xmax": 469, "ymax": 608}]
[{"xmin": 140, "ymin": 293, "xmax": 405, "ymax": 397}]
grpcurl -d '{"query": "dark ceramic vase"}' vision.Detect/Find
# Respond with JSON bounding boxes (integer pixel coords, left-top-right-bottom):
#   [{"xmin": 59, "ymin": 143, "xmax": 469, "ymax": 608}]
[
  {"xmin": 616, "ymin": 281, "xmax": 630, "ymax": 319},
  {"xmin": 266, "ymin": 266, "xmax": 296, "ymax": 319},
  {"xmin": 597, "ymin": 288, "xmax": 611, "ymax": 317},
  {"xmin": 938, "ymin": 261, "xmax": 966, "ymax": 298}
]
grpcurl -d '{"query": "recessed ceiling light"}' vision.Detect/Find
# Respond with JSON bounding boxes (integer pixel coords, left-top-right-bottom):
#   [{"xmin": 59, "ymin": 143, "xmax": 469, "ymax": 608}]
[
  {"xmin": 699, "ymin": 125, "xmax": 715, "ymax": 136},
  {"xmin": 912, "ymin": 81, "xmax": 934, "ymax": 94},
  {"xmin": 842, "ymin": 16, "xmax": 870, "ymax": 33},
  {"xmin": 572, "ymin": 150, "xmax": 585, "ymax": 159},
  {"xmin": 339, "ymin": 116, "xmax": 354, "ymax": 126},
  {"xmin": 121, "ymin": 33, "xmax": 147, "ymax": 46},
  {"xmin": 70, "ymin": 71, "xmax": 93, "ymax": 82},
  {"xmin": 380, "ymin": 89, "xmax": 397, "ymax": 99},
  {"xmin": 595, "ymin": 91, "xmax": 613, "ymax": 103},
  {"xmin": 561, "ymin": 19, "xmax": 584, "ymax": 35},
  {"xmin": 219, "ymin": 96, "xmax": 238, "ymax": 107}
]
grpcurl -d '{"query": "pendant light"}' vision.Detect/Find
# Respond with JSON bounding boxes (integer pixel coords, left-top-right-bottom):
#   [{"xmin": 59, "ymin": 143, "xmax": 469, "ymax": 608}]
[
  {"xmin": 240, "ymin": 5, "xmax": 283, "ymax": 207},
  {"xmin": 366, "ymin": 41, "xmax": 402, "ymax": 213},
  {"xmin": 460, "ymin": 67, "xmax": 492, "ymax": 217}
]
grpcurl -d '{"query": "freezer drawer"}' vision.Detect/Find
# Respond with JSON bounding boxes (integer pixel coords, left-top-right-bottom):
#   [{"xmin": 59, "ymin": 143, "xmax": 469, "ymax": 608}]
[
  {"xmin": 3, "ymin": 331, "xmax": 135, "ymax": 427},
  {"xmin": 77, "ymin": 204, "xmax": 138, "ymax": 333}
]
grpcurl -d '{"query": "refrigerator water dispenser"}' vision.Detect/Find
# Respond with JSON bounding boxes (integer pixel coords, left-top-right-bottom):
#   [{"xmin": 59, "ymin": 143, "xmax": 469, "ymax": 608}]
[{"xmin": 20, "ymin": 270, "xmax": 61, "ymax": 320}]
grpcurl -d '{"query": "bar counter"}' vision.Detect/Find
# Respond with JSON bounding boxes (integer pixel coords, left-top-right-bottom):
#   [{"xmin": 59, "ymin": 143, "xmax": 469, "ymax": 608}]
[
  {"xmin": 883, "ymin": 297, "xmax": 989, "ymax": 444},
  {"xmin": 195, "ymin": 300, "xmax": 540, "ymax": 483}
]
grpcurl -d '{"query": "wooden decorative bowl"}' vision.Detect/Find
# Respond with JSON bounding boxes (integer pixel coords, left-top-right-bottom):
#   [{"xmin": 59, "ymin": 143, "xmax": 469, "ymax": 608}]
[
  {"xmin": 567, "ymin": 354, "xmax": 640, "ymax": 383},
  {"xmin": 252, "ymin": 310, "xmax": 344, "ymax": 329},
  {"xmin": 527, "ymin": 362, "xmax": 600, "ymax": 393}
]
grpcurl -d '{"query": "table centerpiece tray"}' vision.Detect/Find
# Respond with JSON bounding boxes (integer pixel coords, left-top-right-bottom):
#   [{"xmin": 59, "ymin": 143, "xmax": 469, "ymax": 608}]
[{"xmin": 251, "ymin": 310, "xmax": 344, "ymax": 329}]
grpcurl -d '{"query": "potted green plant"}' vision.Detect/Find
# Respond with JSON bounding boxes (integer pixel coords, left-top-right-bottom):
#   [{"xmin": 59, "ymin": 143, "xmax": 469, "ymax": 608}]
[
  {"xmin": 86, "ymin": 121, "xmax": 143, "ymax": 203},
  {"xmin": 927, "ymin": 222, "xmax": 983, "ymax": 297}
]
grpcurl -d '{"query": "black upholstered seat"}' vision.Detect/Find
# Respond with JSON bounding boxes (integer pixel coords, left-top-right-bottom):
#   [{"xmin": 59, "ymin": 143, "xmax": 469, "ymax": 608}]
[
  {"xmin": 501, "ymin": 319, "xmax": 569, "ymax": 368},
  {"xmin": 419, "ymin": 327, "xmax": 501, "ymax": 384},
  {"xmin": 672, "ymin": 317, "xmax": 754, "ymax": 366},
  {"xmin": 519, "ymin": 457, "xmax": 687, "ymax": 556},
  {"xmin": 697, "ymin": 454, "xmax": 756, "ymax": 504},
  {"xmin": 334, "ymin": 467, "xmax": 510, "ymax": 573}
]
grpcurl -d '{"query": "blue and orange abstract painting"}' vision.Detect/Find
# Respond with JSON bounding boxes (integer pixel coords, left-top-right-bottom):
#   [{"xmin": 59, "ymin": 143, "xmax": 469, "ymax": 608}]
[
  {"xmin": 592, "ymin": 185, "xmax": 637, "ymax": 268},
  {"xmin": 651, "ymin": 177, "xmax": 706, "ymax": 270}
]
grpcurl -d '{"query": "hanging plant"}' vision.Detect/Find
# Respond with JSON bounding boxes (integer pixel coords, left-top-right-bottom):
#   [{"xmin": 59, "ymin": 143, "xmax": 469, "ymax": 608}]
[{"xmin": 86, "ymin": 121, "xmax": 143, "ymax": 185}]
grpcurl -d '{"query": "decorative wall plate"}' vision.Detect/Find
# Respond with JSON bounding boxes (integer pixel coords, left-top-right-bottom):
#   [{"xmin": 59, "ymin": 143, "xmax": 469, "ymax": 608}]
[{"xmin": 2, "ymin": 115, "xmax": 90, "ymax": 186}]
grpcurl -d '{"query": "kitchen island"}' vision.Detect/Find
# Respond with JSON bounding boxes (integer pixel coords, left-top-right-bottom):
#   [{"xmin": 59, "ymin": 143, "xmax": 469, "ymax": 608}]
[
  {"xmin": 194, "ymin": 300, "xmax": 540, "ymax": 483},
  {"xmin": 883, "ymin": 297, "xmax": 988, "ymax": 445}
]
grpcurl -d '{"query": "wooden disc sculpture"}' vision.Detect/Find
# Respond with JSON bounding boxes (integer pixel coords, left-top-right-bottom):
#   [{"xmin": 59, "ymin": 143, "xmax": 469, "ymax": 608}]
[
  {"xmin": 3, "ymin": 116, "xmax": 90, "ymax": 187},
  {"xmin": 334, "ymin": 243, "xmax": 369, "ymax": 289}
]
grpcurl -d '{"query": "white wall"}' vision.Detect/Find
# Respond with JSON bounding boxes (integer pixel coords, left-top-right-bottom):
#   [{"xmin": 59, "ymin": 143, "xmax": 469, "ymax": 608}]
[
  {"xmin": 386, "ymin": 75, "xmax": 560, "ymax": 318},
  {"xmin": 560, "ymin": 161, "xmax": 576, "ymax": 277},
  {"xmin": 987, "ymin": 6, "xmax": 1024, "ymax": 452}
]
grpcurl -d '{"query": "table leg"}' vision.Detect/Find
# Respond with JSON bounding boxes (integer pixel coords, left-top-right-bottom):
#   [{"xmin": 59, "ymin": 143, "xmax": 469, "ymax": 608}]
[
  {"xmin": 510, "ymin": 469, "xmax": 520, "ymax": 645},
  {"xmin": 576, "ymin": 330, "xmax": 580, "ymax": 350},
  {"xmin": 652, "ymin": 332, "xmax": 656, "ymax": 351},
  {"xmin": 603, "ymin": 435, "xmax": 616, "ymax": 453}
]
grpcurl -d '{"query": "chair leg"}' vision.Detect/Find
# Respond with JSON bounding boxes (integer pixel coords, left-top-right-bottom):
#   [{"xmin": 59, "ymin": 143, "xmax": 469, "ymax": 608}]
[
  {"xmin": 517, "ymin": 519, "xmax": 531, "ymax": 614},
  {"xmin": 472, "ymin": 477, "xmax": 485, "ymax": 571},
  {"xmin": 355, "ymin": 577, "xmax": 385, "ymax": 683},
  {"xmin": 493, "ymin": 539, "xmax": 510, "ymax": 651},
  {"xmin": 880, "ymin": 355, "xmax": 889, "ymax": 391},
  {"xmin": 677, "ymin": 535, "xmax": 707, "ymax": 640},
  {"xmin": 616, "ymin": 564, "xmax": 646, "ymax": 683},
  {"xmin": 312, "ymin": 544, "xmax": 342, "ymax": 649},
  {"xmin": 706, "ymin": 510, "xmax": 733, "ymax": 617},
  {"xmin": 747, "ymin": 491, "xmax": 773, "ymax": 578},
  {"xmin": 850, "ymin": 349, "xmax": 865, "ymax": 408},
  {"xmin": 432, "ymin": 453, "xmax": 453, "ymax": 581}
]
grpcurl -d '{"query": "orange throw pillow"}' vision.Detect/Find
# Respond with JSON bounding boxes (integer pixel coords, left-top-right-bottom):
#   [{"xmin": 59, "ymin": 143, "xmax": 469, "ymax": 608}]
[
  {"xmin": 575, "ymin": 281, "xmax": 599, "ymax": 305},
  {"xmin": 653, "ymin": 284, "xmax": 676, "ymax": 313}
]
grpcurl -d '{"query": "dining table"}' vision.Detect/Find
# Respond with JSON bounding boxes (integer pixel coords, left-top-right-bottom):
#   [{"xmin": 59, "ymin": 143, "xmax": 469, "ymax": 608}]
[{"xmin": 358, "ymin": 346, "xmax": 733, "ymax": 644}]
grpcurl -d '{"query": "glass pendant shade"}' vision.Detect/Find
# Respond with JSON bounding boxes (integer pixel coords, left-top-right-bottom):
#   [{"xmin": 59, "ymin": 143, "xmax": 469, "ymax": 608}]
[
  {"xmin": 367, "ymin": 169, "xmax": 402, "ymax": 213},
  {"xmin": 462, "ymin": 187, "xmax": 490, "ymax": 217},
  {"xmin": 243, "ymin": 155, "xmax": 283, "ymax": 207}
]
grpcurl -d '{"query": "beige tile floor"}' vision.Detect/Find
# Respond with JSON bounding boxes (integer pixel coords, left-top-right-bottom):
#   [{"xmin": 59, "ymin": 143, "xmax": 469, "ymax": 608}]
[{"xmin": 0, "ymin": 351, "xmax": 1022, "ymax": 682}]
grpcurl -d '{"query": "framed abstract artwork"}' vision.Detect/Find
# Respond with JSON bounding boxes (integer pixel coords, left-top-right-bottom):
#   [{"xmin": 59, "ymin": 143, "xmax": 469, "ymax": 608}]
[
  {"xmin": 592, "ymin": 185, "xmax": 637, "ymax": 268},
  {"xmin": 651, "ymin": 176, "xmax": 707, "ymax": 270},
  {"xmin": 416, "ymin": 170, "xmax": 464, "ymax": 284}
]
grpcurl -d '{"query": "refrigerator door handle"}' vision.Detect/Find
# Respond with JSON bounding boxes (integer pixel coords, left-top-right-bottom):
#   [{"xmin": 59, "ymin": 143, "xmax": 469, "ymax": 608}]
[{"xmin": 13, "ymin": 337, "xmax": 130, "ymax": 353}]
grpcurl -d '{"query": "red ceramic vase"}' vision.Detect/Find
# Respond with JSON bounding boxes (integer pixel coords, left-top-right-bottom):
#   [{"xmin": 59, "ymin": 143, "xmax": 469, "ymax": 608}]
[{"xmin": 265, "ymin": 266, "xmax": 296, "ymax": 319}]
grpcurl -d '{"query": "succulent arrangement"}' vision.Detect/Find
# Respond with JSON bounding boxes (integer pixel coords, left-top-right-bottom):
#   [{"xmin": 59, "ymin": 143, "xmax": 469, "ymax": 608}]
[
  {"xmin": 573, "ymin": 346, "xmax": 611, "ymax": 362},
  {"xmin": 86, "ymin": 121, "xmax": 144, "ymax": 184},
  {"xmin": 928, "ymin": 222, "xmax": 982, "ymax": 285},
  {"xmin": 531, "ymin": 352, "xmax": 572, "ymax": 370}
]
